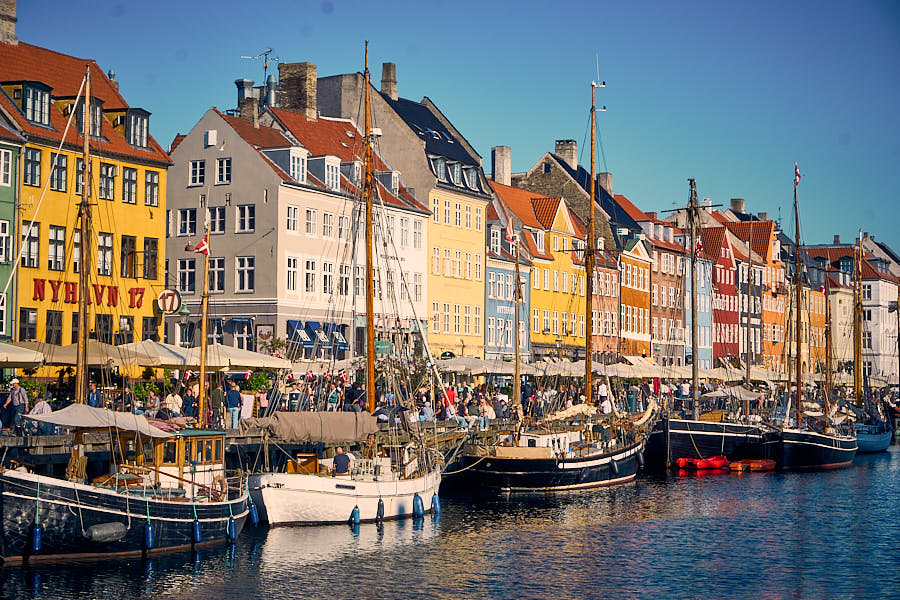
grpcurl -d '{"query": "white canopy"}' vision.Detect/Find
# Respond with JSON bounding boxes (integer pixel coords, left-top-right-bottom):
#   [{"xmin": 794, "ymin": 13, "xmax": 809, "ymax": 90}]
[
  {"xmin": 24, "ymin": 403, "xmax": 172, "ymax": 438},
  {"xmin": 0, "ymin": 342, "xmax": 44, "ymax": 368},
  {"xmin": 181, "ymin": 343, "xmax": 292, "ymax": 370},
  {"xmin": 117, "ymin": 340, "xmax": 192, "ymax": 368}
]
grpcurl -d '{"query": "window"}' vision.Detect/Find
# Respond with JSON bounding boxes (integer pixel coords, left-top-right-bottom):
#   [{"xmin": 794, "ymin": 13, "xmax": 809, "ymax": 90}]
[
  {"xmin": 21, "ymin": 222, "xmax": 39, "ymax": 268},
  {"xmin": 490, "ymin": 229, "xmax": 500, "ymax": 254},
  {"xmin": 536, "ymin": 231, "xmax": 545, "ymax": 252},
  {"xmin": 208, "ymin": 257, "xmax": 224, "ymax": 292},
  {"xmin": 454, "ymin": 251, "xmax": 461, "ymax": 277},
  {"xmin": 432, "ymin": 247, "xmax": 440, "ymax": 274},
  {"xmin": 97, "ymin": 232, "xmax": 113, "ymax": 275},
  {"xmin": 454, "ymin": 203, "xmax": 462, "ymax": 227},
  {"xmin": 475, "ymin": 254, "xmax": 482, "ymax": 280},
  {"xmin": 117, "ymin": 316, "xmax": 135, "ymax": 344},
  {"xmin": 340, "ymin": 265, "xmax": 351, "ymax": 296},
  {"xmin": 325, "ymin": 162, "xmax": 340, "ymax": 190},
  {"xmin": 189, "ymin": 160, "xmax": 205, "ymax": 185},
  {"xmin": 0, "ymin": 149, "xmax": 11, "ymax": 186},
  {"xmin": 863, "ymin": 309, "xmax": 872, "ymax": 321},
  {"xmin": 400, "ymin": 218, "xmax": 409, "ymax": 247},
  {"xmin": 99, "ymin": 163, "xmax": 115, "ymax": 200},
  {"xmin": 19, "ymin": 307, "xmax": 37, "ymax": 340},
  {"xmin": 414, "ymin": 272, "xmax": 423, "ymax": 302},
  {"xmin": 49, "ymin": 153, "xmax": 67, "ymax": 191},
  {"xmin": 322, "ymin": 262, "xmax": 334, "ymax": 294},
  {"xmin": 862, "ymin": 331, "xmax": 872, "ymax": 349},
  {"xmin": 45, "ymin": 310, "xmax": 63, "ymax": 345},
  {"xmin": 47, "ymin": 225, "xmax": 65, "ymax": 271},
  {"xmin": 443, "ymin": 303, "xmax": 450, "ymax": 332},
  {"xmin": 178, "ymin": 208, "xmax": 196, "ymax": 236},
  {"xmin": 465, "ymin": 205, "xmax": 472, "ymax": 229},
  {"xmin": 236, "ymin": 256, "xmax": 255, "ymax": 292},
  {"xmin": 73, "ymin": 230, "xmax": 80, "ymax": 273},
  {"xmin": 355, "ymin": 266, "xmax": 363, "ymax": 296},
  {"xmin": 142, "ymin": 316, "xmax": 159, "ymax": 341},
  {"xmin": 23, "ymin": 148, "xmax": 40, "ymax": 186},
  {"xmin": 127, "ymin": 110, "xmax": 148, "ymax": 147},
  {"xmin": 216, "ymin": 157, "xmax": 232, "ymax": 184},
  {"xmin": 290, "ymin": 153, "xmax": 306, "ymax": 182},
  {"xmin": 116, "ymin": 166, "xmax": 137, "ymax": 204},
  {"xmin": 339, "ymin": 215, "xmax": 350, "ymax": 240},
  {"xmin": 475, "ymin": 208, "xmax": 482, "ymax": 231},
  {"xmin": 433, "ymin": 157, "xmax": 447, "ymax": 181},
  {"xmin": 488, "ymin": 272, "xmax": 496, "ymax": 299},
  {"xmin": 413, "ymin": 220, "xmax": 423, "ymax": 248},
  {"xmin": 144, "ymin": 171, "xmax": 159, "ymax": 206},
  {"xmin": 488, "ymin": 317, "xmax": 495, "ymax": 345},
  {"xmin": 305, "ymin": 260, "xmax": 317, "ymax": 293},
  {"xmin": 444, "ymin": 200, "xmax": 451, "ymax": 225},
  {"xmin": 0, "ymin": 220, "xmax": 8, "ymax": 262},
  {"xmin": 23, "ymin": 85, "xmax": 50, "ymax": 125},
  {"xmin": 553, "ymin": 271, "xmax": 559, "ymax": 292},
  {"xmin": 286, "ymin": 256, "xmax": 298, "ymax": 292},
  {"xmin": 474, "ymin": 306, "xmax": 481, "ymax": 335},
  {"xmin": 120, "ymin": 235, "xmax": 136, "ymax": 277},
  {"xmin": 553, "ymin": 235, "xmax": 559, "ymax": 252},
  {"xmin": 453, "ymin": 304, "xmax": 461, "ymax": 333},
  {"xmin": 432, "ymin": 198, "xmax": 440, "ymax": 223},
  {"xmin": 142, "ymin": 237, "xmax": 158, "ymax": 280},
  {"xmin": 542, "ymin": 310, "xmax": 550, "ymax": 333},
  {"xmin": 862, "ymin": 284, "xmax": 871, "ymax": 301},
  {"xmin": 305, "ymin": 209, "xmax": 317, "ymax": 235},
  {"xmin": 465, "ymin": 253, "xmax": 472, "ymax": 279},
  {"xmin": 237, "ymin": 205, "xmax": 255, "ymax": 232},
  {"xmin": 533, "ymin": 309, "xmax": 540, "ymax": 332},
  {"xmin": 178, "ymin": 258, "xmax": 196, "ymax": 293},
  {"xmin": 208, "ymin": 206, "xmax": 225, "ymax": 234},
  {"xmin": 322, "ymin": 212, "xmax": 334, "ymax": 238}
]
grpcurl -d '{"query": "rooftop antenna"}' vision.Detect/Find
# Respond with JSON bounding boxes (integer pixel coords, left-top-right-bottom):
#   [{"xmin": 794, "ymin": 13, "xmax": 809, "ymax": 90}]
[{"xmin": 241, "ymin": 48, "xmax": 280, "ymax": 82}]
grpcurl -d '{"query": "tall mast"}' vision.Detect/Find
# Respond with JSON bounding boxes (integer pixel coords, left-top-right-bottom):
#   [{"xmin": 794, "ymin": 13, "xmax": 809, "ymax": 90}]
[
  {"xmin": 363, "ymin": 42, "xmax": 376, "ymax": 413},
  {"xmin": 512, "ymin": 234, "xmax": 521, "ymax": 412},
  {"xmin": 853, "ymin": 232, "xmax": 863, "ymax": 406},
  {"xmin": 745, "ymin": 222, "xmax": 753, "ymax": 385},
  {"xmin": 793, "ymin": 165, "xmax": 803, "ymax": 428},
  {"xmin": 584, "ymin": 82, "xmax": 597, "ymax": 404},
  {"xmin": 198, "ymin": 227, "xmax": 210, "ymax": 423},
  {"xmin": 75, "ymin": 65, "xmax": 92, "ymax": 404},
  {"xmin": 689, "ymin": 179, "xmax": 700, "ymax": 420},
  {"xmin": 824, "ymin": 275, "xmax": 832, "ymax": 412}
]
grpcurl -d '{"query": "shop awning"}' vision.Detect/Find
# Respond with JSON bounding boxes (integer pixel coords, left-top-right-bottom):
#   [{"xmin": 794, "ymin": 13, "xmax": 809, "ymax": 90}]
[
  {"xmin": 327, "ymin": 323, "xmax": 349, "ymax": 350},
  {"xmin": 304, "ymin": 321, "xmax": 330, "ymax": 345},
  {"xmin": 287, "ymin": 320, "xmax": 313, "ymax": 348}
]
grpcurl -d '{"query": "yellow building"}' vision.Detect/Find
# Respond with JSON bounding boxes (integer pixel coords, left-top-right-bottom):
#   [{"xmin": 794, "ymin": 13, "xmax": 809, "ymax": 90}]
[
  {"xmin": 428, "ymin": 186, "xmax": 489, "ymax": 358},
  {"xmin": 490, "ymin": 182, "xmax": 586, "ymax": 361},
  {"xmin": 0, "ymin": 41, "xmax": 170, "ymax": 358}
]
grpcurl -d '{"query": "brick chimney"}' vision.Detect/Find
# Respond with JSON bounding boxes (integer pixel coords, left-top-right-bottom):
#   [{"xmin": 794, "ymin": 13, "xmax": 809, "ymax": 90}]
[
  {"xmin": 491, "ymin": 146, "xmax": 511, "ymax": 186},
  {"xmin": 278, "ymin": 62, "xmax": 317, "ymax": 120},
  {"xmin": 833, "ymin": 234, "xmax": 840, "ymax": 244},
  {"xmin": 730, "ymin": 198, "xmax": 746, "ymax": 214},
  {"xmin": 0, "ymin": 0, "xmax": 17, "ymax": 45},
  {"xmin": 239, "ymin": 97, "xmax": 259, "ymax": 128},
  {"xmin": 554, "ymin": 140, "xmax": 577, "ymax": 170},
  {"xmin": 597, "ymin": 172, "xmax": 612, "ymax": 195},
  {"xmin": 381, "ymin": 62, "xmax": 398, "ymax": 101},
  {"xmin": 646, "ymin": 212, "xmax": 657, "ymax": 220}
]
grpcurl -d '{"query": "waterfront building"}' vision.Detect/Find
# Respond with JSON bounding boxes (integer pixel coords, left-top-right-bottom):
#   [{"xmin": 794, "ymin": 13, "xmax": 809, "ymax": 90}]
[
  {"xmin": 484, "ymin": 204, "xmax": 531, "ymax": 362},
  {"xmin": 318, "ymin": 62, "xmax": 490, "ymax": 358},
  {"xmin": 699, "ymin": 227, "xmax": 739, "ymax": 366},
  {"xmin": 590, "ymin": 241, "xmax": 620, "ymax": 366},
  {"xmin": 676, "ymin": 232, "xmax": 714, "ymax": 371},
  {"xmin": 617, "ymin": 234, "xmax": 652, "ymax": 359},
  {"xmin": 731, "ymin": 239, "xmax": 764, "ymax": 375},
  {"xmin": 0, "ymin": 33, "xmax": 170, "ymax": 350},
  {"xmin": 489, "ymin": 180, "xmax": 586, "ymax": 361},
  {"xmin": 0, "ymin": 117, "xmax": 22, "ymax": 341},
  {"xmin": 640, "ymin": 213, "xmax": 687, "ymax": 367}
]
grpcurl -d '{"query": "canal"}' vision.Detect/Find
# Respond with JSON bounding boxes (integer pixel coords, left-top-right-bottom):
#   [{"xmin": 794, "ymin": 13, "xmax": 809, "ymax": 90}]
[{"xmin": 2, "ymin": 448, "xmax": 897, "ymax": 599}]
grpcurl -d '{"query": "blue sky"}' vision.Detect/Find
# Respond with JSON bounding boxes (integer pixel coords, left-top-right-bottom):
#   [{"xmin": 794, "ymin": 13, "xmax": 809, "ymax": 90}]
[{"xmin": 17, "ymin": 0, "xmax": 900, "ymax": 249}]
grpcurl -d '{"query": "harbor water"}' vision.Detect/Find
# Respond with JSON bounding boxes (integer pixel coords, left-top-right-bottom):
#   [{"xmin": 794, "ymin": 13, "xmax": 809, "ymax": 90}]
[{"xmin": 2, "ymin": 449, "xmax": 898, "ymax": 599}]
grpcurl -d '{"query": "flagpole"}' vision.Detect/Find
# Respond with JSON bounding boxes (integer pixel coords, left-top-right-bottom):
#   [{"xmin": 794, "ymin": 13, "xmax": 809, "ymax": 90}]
[{"xmin": 198, "ymin": 230, "xmax": 210, "ymax": 425}]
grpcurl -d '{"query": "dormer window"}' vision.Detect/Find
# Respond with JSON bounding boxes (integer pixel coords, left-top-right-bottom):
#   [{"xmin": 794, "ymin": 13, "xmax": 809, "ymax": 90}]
[
  {"xmin": 23, "ymin": 83, "xmax": 51, "ymax": 125},
  {"xmin": 341, "ymin": 161, "xmax": 361, "ymax": 186},
  {"xmin": 490, "ymin": 228, "xmax": 500, "ymax": 254},
  {"xmin": 536, "ymin": 231, "xmax": 545, "ymax": 253},
  {"xmin": 432, "ymin": 157, "xmax": 447, "ymax": 181},
  {"xmin": 463, "ymin": 166, "xmax": 480, "ymax": 190},
  {"xmin": 126, "ymin": 109, "xmax": 149, "ymax": 147},
  {"xmin": 325, "ymin": 162, "xmax": 340, "ymax": 191},
  {"xmin": 290, "ymin": 148, "xmax": 308, "ymax": 183},
  {"xmin": 75, "ymin": 99, "xmax": 103, "ymax": 138},
  {"xmin": 449, "ymin": 162, "xmax": 462, "ymax": 185}
]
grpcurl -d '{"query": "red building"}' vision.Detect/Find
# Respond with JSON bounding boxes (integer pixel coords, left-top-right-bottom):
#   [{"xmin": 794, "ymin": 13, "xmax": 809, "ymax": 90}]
[{"xmin": 701, "ymin": 227, "xmax": 739, "ymax": 366}]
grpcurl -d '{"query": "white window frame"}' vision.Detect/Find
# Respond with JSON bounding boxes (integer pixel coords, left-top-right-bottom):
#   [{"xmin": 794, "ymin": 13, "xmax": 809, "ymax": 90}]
[{"xmin": 235, "ymin": 256, "xmax": 255, "ymax": 292}]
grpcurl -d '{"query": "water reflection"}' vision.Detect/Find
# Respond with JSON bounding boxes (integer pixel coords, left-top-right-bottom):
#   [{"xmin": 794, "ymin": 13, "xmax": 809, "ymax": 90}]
[{"xmin": 1, "ymin": 449, "xmax": 899, "ymax": 599}]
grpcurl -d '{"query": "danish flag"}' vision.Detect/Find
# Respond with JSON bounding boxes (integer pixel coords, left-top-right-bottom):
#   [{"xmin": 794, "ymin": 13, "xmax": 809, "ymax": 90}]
[
  {"xmin": 194, "ymin": 233, "xmax": 210, "ymax": 256},
  {"xmin": 694, "ymin": 238, "xmax": 703, "ymax": 258},
  {"xmin": 794, "ymin": 162, "xmax": 802, "ymax": 188},
  {"xmin": 505, "ymin": 218, "xmax": 514, "ymax": 244}
]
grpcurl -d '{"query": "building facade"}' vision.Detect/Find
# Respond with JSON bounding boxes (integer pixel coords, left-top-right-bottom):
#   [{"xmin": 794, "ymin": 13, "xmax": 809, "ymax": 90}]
[
  {"xmin": 484, "ymin": 208, "xmax": 531, "ymax": 362},
  {"xmin": 618, "ymin": 237, "xmax": 652, "ymax": 359},
  {"xmin": 0, "ymin": 120, "xmax": 21, "ymax": 341}
]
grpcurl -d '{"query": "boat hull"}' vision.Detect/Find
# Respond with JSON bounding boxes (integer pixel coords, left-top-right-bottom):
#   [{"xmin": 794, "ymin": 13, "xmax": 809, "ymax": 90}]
[
  {"xmin": 776, "ymin": 429, "xmax": 857, "ymax": 470},
  {"xmin": 0, "ymin": 470, "xmax": 248, "ymax": 563},
  {"xmin": 644, "ymin": 417, "xmax": 769, "ymax": 467},
  {"xmin": 249, "ymin": 469, "xmax": 442, "ymax": 525},
  {"xmin": 854, "ymin": 425, "xmax": 892, "ymax": 453},
  {"xmin": 455, "ymin": 440, "xmax": 643, "ymax": 493}
]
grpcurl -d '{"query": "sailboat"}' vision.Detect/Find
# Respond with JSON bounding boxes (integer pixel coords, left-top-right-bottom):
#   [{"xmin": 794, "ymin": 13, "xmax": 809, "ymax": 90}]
[
  {"xmin": 0, "ymin": 66, "xmax": 249, "ymax": 563},
  {"xmin": 246, "ymin": 43, "xmax": 442, "ymax": 525},
  {"xmin": 454, "ymin": 82, "xmax": 646, "ymax": 493},
  {"xmin": 644, "ymin": 182, "xmax": 772, "ymax": 468},
  {"xmin": 775, "ymin": 164, "xmax": 857, "ymax": 469},
  {"xmin": 849, "ymin": 234, "xmax": 892, "ymax": 453}
]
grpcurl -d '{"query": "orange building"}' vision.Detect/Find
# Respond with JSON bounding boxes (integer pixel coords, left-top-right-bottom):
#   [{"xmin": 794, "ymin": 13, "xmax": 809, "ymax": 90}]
[{"xmin": 617, "ymin": 237, "xmax": 651, "ymax": 358}]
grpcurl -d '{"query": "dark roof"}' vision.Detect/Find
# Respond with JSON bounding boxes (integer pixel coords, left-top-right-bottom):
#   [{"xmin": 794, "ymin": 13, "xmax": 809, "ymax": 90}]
[{"xmin": 381, "ymin": 95, "xmax": 477, "ymax": 165}]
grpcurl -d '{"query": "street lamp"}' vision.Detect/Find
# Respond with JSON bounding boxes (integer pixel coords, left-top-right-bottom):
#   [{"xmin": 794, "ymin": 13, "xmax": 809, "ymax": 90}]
[{"xmin": 177, "ymin": 303, "xmax": 191, "ymax": 346}]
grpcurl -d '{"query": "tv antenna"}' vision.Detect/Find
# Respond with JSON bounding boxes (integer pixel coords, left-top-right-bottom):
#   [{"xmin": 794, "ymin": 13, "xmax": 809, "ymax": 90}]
[{"xmin": 241, "ymin": 48, "xmax": 280, "ymax": 82}]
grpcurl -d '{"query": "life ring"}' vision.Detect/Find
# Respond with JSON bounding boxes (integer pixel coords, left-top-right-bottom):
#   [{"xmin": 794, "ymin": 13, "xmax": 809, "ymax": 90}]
[{"xmin": 211, "ymin": 475, "xmax": 227, "ymax": 501}]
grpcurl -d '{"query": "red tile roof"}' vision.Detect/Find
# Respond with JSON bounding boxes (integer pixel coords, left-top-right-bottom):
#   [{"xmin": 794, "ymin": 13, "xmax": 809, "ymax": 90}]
[
  {"xmin": 520, "ymin": 229, "xmax": 553, "ymax": 261},
  {"xmin": 612, "ymin": 193, "xmax": 649, "ymax": 222},
  {"xmin": 220, "ymin": 112, "xmax": 294, "ymax": 149},
  {"xmin": 710, "ymin": 210, "xmax": 731, "ymax": 225},
  {"xmin": 723, "ymin": 220, "xmax": 774, "ymax": 261},
  {"xmin": 488, "ymin": 180, "xmax": 545, "ymax": 230},
  {"xmin": 169, "ymin": 133, "xmax": 186, "ymax": 153},
  {"xmin": 699, "ymin": 227, "xmax": 726, "ymax": 262},
  {"xmin": 0, "ymin": 41, "xmax": 169, "ymax": 165},
  {"xmin": 531, "ymin": 197, "xmax": 561, "ymax": 230},
  {"xmin": 0, "ymin": 119, "xmax": 22, "ymax": 142}
]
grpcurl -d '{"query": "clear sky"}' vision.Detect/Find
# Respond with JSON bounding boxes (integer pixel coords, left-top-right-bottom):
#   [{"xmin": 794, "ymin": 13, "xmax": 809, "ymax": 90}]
[{"xmin": 16, "ymin": 0, "xmax": 900, "ymax": 250}]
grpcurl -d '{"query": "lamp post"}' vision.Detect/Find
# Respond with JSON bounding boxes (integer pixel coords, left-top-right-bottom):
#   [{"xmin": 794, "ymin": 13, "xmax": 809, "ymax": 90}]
[{"xmin": 177, "ymin": 303, "xmax": 192, "ymax": 346}]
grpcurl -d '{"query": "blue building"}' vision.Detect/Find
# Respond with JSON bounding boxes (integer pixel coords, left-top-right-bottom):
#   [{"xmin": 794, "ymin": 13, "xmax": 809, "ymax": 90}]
[
  {"xmin": 484, "ymin": 207, "xmax": 531, "ymax": 362},
  {"xmin": 683, "ymin": 253, "xmax": 714, "ymax": 370}
]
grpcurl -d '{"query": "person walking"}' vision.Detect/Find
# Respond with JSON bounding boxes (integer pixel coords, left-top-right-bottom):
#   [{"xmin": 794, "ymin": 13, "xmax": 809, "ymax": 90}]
[
  {"xmin": 210, "ymin": 382, "xmax": 225, "ymax": 428},
  {"xmin": 226, "ymin": 383, "xmax": 242, "ymax": 429},
  {"xmin": 7, "ymin": 379, "xmax": 28, "ymax": 429}
]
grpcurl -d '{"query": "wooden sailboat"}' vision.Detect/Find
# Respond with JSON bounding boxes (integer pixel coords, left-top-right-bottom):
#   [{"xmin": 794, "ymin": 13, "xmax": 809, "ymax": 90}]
[
  {"xmin": 455, "ymin": 82, "xmax": 645, "ymax": 493},
  {"xmin": 0, "ymin": 66, "xmax": 249, "ymax": 563},
  {"xmin": 247, "ymin": 43, "xmax": 442, "ymax": 525},
  {"xmin": 776, "ymin": 164, "xmax": 857, "ymax": 469}
]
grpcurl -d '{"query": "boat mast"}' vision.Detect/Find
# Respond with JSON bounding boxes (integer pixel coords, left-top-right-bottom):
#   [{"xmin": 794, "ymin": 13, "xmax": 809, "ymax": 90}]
[
  {"xmin": 689, "ymin": 179, "xmax": 700, "ymax": 420},
  {"xmin": 512, "ymin": 231, "xmax": 521, "ymax": 412},
  {"xmin": 584, "ymin": 82, "xmax": 597, "ymax": 404},
  {"xmin": 75, "ymin": 65, "xmax": 91, "ymax": 404},
  {"xmin": 745, "ymin": 222, "xmax": 754, "ymax": 385},
  {"xmin": 853, "ymin": 231, "xmax": 863, "ymax": 407},
  {"xmin": 793, "ymin": 165, "xmax": 803, "ymax": 428},
  {"xmin": 824, "ymin": 275, "xmax": 832, "ymax": 412},
  {"xmin": 198, "ymin": 227, "xmax": 210, "ymax": 423},
  {"xmin": 363, "ymin": 42, "xmax": 376, "ymax": 413}
]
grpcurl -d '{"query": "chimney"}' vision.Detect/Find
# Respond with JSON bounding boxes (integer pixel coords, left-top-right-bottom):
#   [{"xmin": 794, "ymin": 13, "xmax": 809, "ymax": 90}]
[
  {"xmin": 554, "ymin": 140, "xmax": 577, "ymax": 170},
  {"xmin": 757, "ymin": 212, "xmax": 769, "ymax": 221},
  {"xmin": 491, "ymin": 146, "xmax": 511, "ymax": 186},
  {"xmin": 863, "ymin": 231, "xmax": 869, "ymax": 240},
  {"xmin": 381, "ymin": 62, "xmax": 398, "ymax": 101},
  {"xmin": 264, "ymin": 74, "xmax": 277, "ymax": 107},
  {"xmin": 833, "ymin": 234, "xmax": 840, "ymax": 244},
  {"xmin": 597, "ymin": 172, "xmax": 612, "ymax": 195},
  {"xmin": 730, "ymin": 198, "xmax": 746, "ymax": 214},
  {"xmin": 107, "ymin": 69, "xmax": 118, "ymax": 91},
  {"xmin": 239, "ymin": 97, "xmax": 259, "ymax": 128},
  {"xmin": 235, "ymin": 78, "xmax": 255, "ymax": 105},
  {"xmin": 0, "ymin": 0, "xmax": 17, "ymax": 45},
  {"xmin": 278, "ymin": 62, "xmax": 317, "ymax": 120},
  {"xmin": 646, "ymin": 212, "xmax": 657, "ymax": 220}
]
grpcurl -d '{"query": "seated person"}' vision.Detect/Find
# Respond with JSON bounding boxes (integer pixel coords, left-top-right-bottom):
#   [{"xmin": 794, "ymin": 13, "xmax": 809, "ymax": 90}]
[{"xmin": 333, "ymin": 446, "xmax": 351, "ymax": 475}]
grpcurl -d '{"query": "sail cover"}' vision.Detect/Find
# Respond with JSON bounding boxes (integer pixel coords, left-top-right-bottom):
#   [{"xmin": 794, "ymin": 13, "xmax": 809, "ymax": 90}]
[
  {"xmin": 239, "ymin": 411, "xmax": 379, "ymax": 443},
  {"xmin": 24, "ymin": 404, "xmax": 173, "ymax": 438}
]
